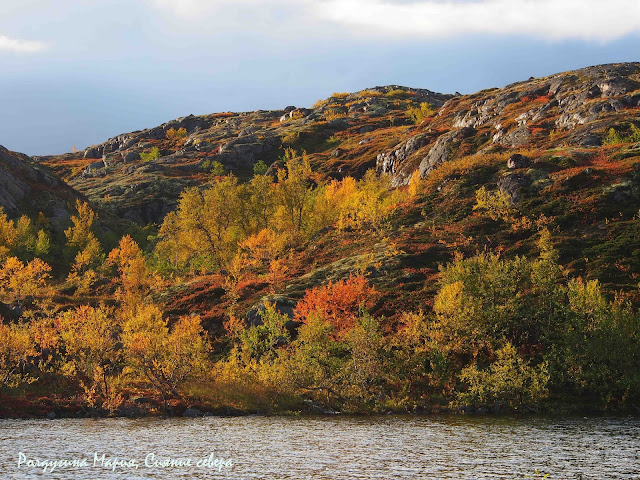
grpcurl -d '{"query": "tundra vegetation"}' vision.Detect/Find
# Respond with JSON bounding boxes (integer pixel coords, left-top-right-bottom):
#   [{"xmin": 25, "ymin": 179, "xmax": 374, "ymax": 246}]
[
  {"xmin": 2, "ymin": 151, "xmax": 640, "ymax": 416},
  {"xmin": 4, "ymin": 64, "xmax": 640, "ymax": 416}
]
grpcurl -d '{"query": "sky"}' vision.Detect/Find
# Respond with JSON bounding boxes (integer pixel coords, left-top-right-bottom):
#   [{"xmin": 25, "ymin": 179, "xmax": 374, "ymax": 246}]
[{"xmin": 1, "ymin": 0, "xmax": 639, "ymax": 156}]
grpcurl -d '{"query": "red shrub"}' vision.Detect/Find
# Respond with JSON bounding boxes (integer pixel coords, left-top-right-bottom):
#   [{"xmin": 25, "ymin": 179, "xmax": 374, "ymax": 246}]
[{"xmin": 295, "ymin": 275, "xmax": 377, "ymax": 336}]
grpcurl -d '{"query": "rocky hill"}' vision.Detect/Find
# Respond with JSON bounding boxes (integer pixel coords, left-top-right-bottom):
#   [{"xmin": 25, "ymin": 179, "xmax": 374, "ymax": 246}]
[
  {"xmin": 39, "ymin": 87, "xmax": 451, "ymax": 224},
  {"xmin": 3, "ymin": 62, "xmax": 640, "ymax": 416},
  {"xmin": 0, "ymin": 145, "xmax": 82, "ymax": 235},
  {"xmin": 378, "ymin": 63, "xmax": 640, "ymax": 185},
  {"xmin": 25, "ymin": 62, "xmax": 640, "ymax": 317},
  {"xmin": 39, "ymin": 63, "xmax": 640, "ymax": 231}
]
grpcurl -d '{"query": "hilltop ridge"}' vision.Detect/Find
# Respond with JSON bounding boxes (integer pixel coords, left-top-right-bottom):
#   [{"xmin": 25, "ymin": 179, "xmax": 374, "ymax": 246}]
[{"xmin": 38, "ymin": 63, "xmax": 640, "ymax": 227}]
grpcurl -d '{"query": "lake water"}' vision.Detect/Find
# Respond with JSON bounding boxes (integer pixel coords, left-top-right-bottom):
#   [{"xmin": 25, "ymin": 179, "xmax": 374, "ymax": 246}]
[{"xmin": 0, "ymin": 415, "xmax": 638, "ymax": 479}]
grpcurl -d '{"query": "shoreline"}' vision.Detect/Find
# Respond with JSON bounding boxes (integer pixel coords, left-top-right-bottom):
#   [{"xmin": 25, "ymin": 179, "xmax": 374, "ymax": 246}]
[{"xmin": 2, "ymin": 398, "xmax": 636, "ymax": 421}]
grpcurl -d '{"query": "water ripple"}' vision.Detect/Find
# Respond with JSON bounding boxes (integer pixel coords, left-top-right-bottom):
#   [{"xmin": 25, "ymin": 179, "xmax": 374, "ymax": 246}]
[{"xmin": 0, "ymin": 415, "xmax": 638, "ymax": 479}]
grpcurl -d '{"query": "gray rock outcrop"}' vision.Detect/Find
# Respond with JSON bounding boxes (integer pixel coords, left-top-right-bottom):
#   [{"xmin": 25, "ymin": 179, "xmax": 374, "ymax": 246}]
[
  {"xmin": 245, "ymin": 295, "xmax": 297, "ymax": 327},
  {"xmin": 498, "ymin": 173, "xmax": 531, "ymax": 204},
  {"xmin": 507, "ymin": 154, "xmax": 531, "ymax": 169}
]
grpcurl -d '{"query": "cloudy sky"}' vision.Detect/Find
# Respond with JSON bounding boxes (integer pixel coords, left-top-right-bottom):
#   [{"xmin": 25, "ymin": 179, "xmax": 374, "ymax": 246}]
[{"xmin": 1, "ymin": 0, "xmax": 639, "ymax": 155}]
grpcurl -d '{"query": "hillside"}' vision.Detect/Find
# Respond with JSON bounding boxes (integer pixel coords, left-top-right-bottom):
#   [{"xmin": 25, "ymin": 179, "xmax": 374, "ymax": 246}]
[
  {"xmin": 40, "ymin": 62, "xmax": 640, "ymax": 317},
  {"xmin": 0, "ymin": 145, "xmax": 80, "ymax": 234},
  {"xmin": 39, "ymin": 87, "xmax": 451, "ymax": 224},
  {"xmin": 2, "ymin": 62, "xmax": 640, "ymax": 417}
]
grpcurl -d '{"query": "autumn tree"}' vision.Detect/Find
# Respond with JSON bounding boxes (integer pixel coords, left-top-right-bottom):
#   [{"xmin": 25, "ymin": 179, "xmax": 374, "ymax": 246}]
[
  {"xmin": 408, "ymin": 170, "xmax": 423, "ymax": 197},
  {"xmin": 274, "ymin": 149, "xmax": 314, "ymax": 236},
  {"xmin": 0, "ymin": 209, "xmax": 17, "ymax": 261},
  {"xmin": 0, "ymin": 320, "xmax": 34, "ymax": 391},
  {"xmin": 56, "ymin": 304, "xmax": 121, "ymax": 405},
  {"xmin": 107, "ymin": 235, "xmax": 154, "ymax": 309},
  {"xmin": 166, "ymin": 127, "xmax": 187, "ymax": 145},
  {"xmin": 295, "ymin": 275, "xmax": 377, "ymax": 338},
  {"xmin": 457, "ymin": 342, "xmax": 550, "ymax": 409},
  {"xmin": 388, "ymin": 310, "xmax": 454, "ymax": 406},
  {"xmin": 122, "ymin": 304, "xmax": 209, "ymax": 407},
  {"xmin": 473, "ymin": 186, "xmax": 514, "ymax": 221},
  {"xmin": 557, "ymin": 278, "xmax": 640, "ymax": 404},
  {"xmin": 140, "ymin": 147, "xmax": 160, "ymax": 161},
  {"xmin": 356, "ymin": 170, "xmax": 398, "ymax": 232},
  {"xmin": 342, "ymin": 312, "xmax": 387, "ymax": 408},
  {"xmin": 155, "ymin": 211, "xmax": 185, "ymax": 270},
  {"xmin": 240, "ymin": 228, "xmax": 284, "ymax": 268},
  {"xmin": 287, "ymin": 313, "xmax": 346, "ymax": 408},
  {"xmin": 235, "ymin": 302, "xmax": 291, "ymax": 364},
  {"xmin": 407, "ymin": 102, "xmax": 436, "ymax": 125},
  {"xmin": 268, "ymin": 259, "xmax": 289, "ymax": 293},
  {"xmin": 156, "ymin": 178, "xmax": 244, "ymax": 271},
  {"xmin": 247, "ymin": 174, "xmax": 276, "ymax": 232},
  {"xmin": 324, "ymin": 170, "xmax": 399, "ymax": 233},
  {"xmin": 0, "ymin": 256, "xmax": 52, "ymax": 306},
  {"xmin": 0, "ymin": 208, "xmax": 49, "ymax": 261},
  {"xmin": 432, "ymin": 252, "xmax": 534, "ymax": 356},
  {"xmin": 65, "ymin": 200, "xmax": 103, "ymax": 294}
]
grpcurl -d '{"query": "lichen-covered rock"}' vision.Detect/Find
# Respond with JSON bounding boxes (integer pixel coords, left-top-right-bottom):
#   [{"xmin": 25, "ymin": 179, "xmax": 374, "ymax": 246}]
[
  {"xmin": 0, "ymin": 145, "xmax": 81, "ymax": 233},
  {"xmin": 245, "ymin": 295, "xmax": 297, "ymax": 327},
  {"xmin": 216, "ymin": 133, "xmax": 281, "ymax": 168},
  {"xmin": 496, "ymin": 125, "xmax": 531, "ymax": 147},
  {"xmin": 418, "ymin": 127, "xmax": 476, "ymax": 178},
  {"xmin": 507, "ymin": 154, "xmax": 531, "ymax": 169},
  {"xmin": 124, "ymin": 151, "xmax": 140, "ymax": 162},
  {"xmin": 498, "ymin": 173, "xmax": 531, "ymax": 204},
  {"xmin": 84, "ymin": 146, "xmax": 101, "ymax": 159},
  {"xmin": 376, "ymin": 133, "xmax": 430, "ymax": 184}
]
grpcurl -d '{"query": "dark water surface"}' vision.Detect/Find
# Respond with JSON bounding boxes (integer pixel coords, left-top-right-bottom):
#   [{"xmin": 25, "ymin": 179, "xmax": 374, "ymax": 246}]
[{"xmin": 0, "ymin": 415, "xmax": 639, "ymax": 479}]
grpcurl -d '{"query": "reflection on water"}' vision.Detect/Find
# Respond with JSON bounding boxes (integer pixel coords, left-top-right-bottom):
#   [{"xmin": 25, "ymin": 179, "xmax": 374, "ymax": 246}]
[{"xmin": 0, "ymin": 415, "xmax": 639, "ymax": 479}]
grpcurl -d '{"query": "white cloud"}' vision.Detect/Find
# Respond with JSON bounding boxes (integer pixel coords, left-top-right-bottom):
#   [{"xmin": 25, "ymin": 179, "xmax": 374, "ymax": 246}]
[
  {"xmin": 149, "ymin": 0, "xmax": 640, "ymax": 42},
  {"xmin": 312, "ymin": 0, "xmax": 640, "ymax": 42},
  {"xmin": 148, "ymin": 0, "xmax": 303, "ymax": 18},
  {"xmin": 0, "ymin": 34, "xmax": 47, "ymax": 53}
]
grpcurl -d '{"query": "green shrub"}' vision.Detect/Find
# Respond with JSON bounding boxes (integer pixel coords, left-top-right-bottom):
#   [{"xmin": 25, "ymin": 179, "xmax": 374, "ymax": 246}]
[
  {"xmin": 603, "ymin": 124, "xmax": 640, "ymax": 146},
  {"xmin": 201, "ymin": 159, "xmax": 226, "ymax": 175},
  {"xmin": 457, "ymin": 343, "xmax": 550, "ymax": 409},
  {"xmin": 140, "ymin": 147, "xmax": 160, "ymax": 162},
  {"xmin": 407, "ymin": 102, "xmax": 436, "ymax": 124},
  {"xmin": 473, "ymin": 186, "xmax": 513, "ymax": 221},
  {"xmin": 253, "ymin": 160, "xmax": 268, "ymax": 176}
]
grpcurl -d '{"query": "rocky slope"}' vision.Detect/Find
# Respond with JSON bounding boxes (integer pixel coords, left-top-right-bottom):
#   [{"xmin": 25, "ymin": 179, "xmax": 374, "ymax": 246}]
[
  {"xmin": 142, "ymin": 62, "xmax": 640, "ymax": 329},
  {"xmin": 0, "ymin": 145, "xmax": 82, "ymax": 235},
  {"xmin": 39, "ymin": 63, "xmax": 640, "ymax": 229},
  {"xmin": 3, "ymin": 62, "xmax": 640, "ymax": 417},
  {"xmin": 378, "ymin": 63, "xmax": 640, "ymax": 185},
  {"xmin": 40, "ymin": 87, "xmax": 451, "ymax": 224}
]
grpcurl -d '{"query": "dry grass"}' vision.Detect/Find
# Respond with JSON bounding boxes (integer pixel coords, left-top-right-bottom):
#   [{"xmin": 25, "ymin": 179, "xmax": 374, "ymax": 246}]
[{"xmin": 423, "ymin": 151, "xmax": 511, "ymax": 190}]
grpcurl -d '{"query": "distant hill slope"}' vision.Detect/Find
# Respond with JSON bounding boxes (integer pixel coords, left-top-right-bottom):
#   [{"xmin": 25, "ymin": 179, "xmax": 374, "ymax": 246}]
[
  {"xmin": 0, "ymin": 145, "xmax": 81, "ymax": 234},
  {"xmin": 40, "ymin": 63, "xmax": 640, "ymax": 228},
  {"xmin": 3, "ymin": 63, "xmax": 640, "ymax": 416},
  {"xmin": 40, "ymin": 86, "xmax": 451, "ymax": 224},
  {"xmin": 27, "ymin": 62, "xmax": 640, "ymax": 313}
]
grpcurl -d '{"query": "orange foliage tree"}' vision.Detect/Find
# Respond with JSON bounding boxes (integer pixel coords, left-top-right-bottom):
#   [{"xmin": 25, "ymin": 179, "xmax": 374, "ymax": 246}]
[
  {"xmin": 122, "ymin": 304, "xmax": 210, "ymax": 406},
  {"xmin": 0, "ymin": 320, "xmax": 34, "ymax": 391},
  {"xmin": 295, "ymin": 275, "xmax": 377, "ymax": 337},
  {"xmin": 0, "ymin": 256, "xmax": 52, "ymax": 304},
  {"xmin": 166, "ymin": 127, "xmax": 187, "ymax": 145}
]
